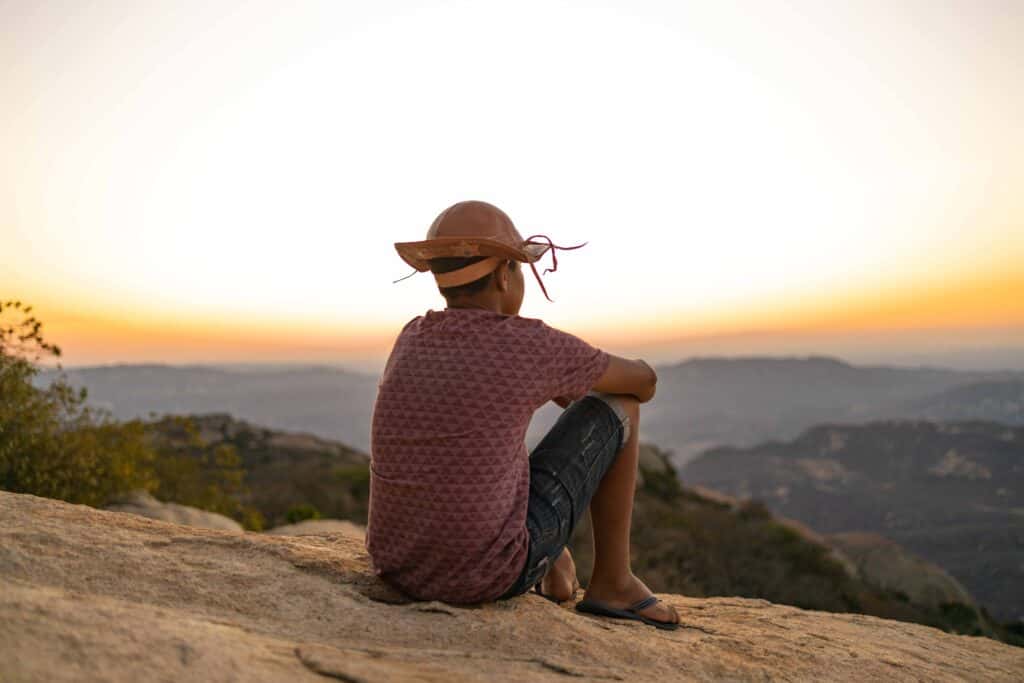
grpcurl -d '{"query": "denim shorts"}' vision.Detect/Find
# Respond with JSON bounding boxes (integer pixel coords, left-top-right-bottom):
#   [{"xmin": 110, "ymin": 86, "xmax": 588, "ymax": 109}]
[{"xmin": 497, "ymin": 392, "xmax": 631, "ymax": 600}]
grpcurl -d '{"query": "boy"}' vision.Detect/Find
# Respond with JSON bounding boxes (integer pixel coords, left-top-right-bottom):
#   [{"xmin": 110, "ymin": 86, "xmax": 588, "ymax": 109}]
[{"xmin": 366, "ymin": 200, "xmax": 680, "ymax": 630}]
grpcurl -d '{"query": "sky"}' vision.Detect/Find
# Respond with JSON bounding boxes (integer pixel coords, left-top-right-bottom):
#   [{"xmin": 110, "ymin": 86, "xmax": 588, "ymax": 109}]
[{"xmin": 3, "ymin": 0, "xmax": 1022, "ymax": 371}]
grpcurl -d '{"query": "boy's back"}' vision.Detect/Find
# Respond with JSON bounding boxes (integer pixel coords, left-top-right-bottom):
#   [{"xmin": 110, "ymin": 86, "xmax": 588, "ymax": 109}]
[{"xmin": 366, "ymin": 306, "xmax": 609, "ymax": 604}]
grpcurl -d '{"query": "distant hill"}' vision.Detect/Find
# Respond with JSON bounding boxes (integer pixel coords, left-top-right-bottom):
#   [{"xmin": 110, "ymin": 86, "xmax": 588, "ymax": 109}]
[
  {"xmin": 641, "ymin": 356, "xmax": 1022, "ymax": 465},
  {"xmin": 38, "ymin": 364, "xmax": 379, "ymax": 451},
  {"xmin": 40, "ymin": 357, "xmax": 1021, "ymax": 468},
  {"xmin": 901, "ymin": 380, "xmax": 1024, "ymax": 424},
  {"xmin": 683, "ymin": 420, "xmax": 1024, "ymax": 623},
  {"xmin": 146, "ymin": 413, "xmax": 370, "ymax": 528}
]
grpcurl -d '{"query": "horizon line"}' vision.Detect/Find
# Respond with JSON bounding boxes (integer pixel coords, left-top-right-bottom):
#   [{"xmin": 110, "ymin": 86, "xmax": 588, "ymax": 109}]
[{"xmin": 36, "ymin": 350, "xmax": 1024, "ymax": 376}]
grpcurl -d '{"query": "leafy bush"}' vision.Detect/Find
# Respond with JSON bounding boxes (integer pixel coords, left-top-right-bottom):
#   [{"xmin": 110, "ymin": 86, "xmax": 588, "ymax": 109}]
[
  {"xmin": 285, "ymin": 503, "xmax": 322, "ymax": 524},
  {"xmin": 146, "ymin": 415, "xmax": 261, "ymax": 529},
  {"xmin": 335, "ymin": 464, "xmax": 370, "ymax": 504},
  {"xmin": 0, "ymin": 300, "xmax": 259, "ymax": 528},
  {"xmin": 939, "ymin": 602, "xmax": 983, "ymax": 635},
  {"xmin": 0, "ymin": 301, "xmax": 156, "ymax": 504},
  {"xmin": 640, "ymin": 465, "xmax": 683, "ymax": 501}
]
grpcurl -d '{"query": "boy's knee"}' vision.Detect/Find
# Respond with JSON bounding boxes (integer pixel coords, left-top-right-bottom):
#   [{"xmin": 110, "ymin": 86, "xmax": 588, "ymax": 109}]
[
  {"xmin": 589, "ymin": 391, "xmax": 638, "ymax": 416},
  {"xmin": 586, "ymin": 391, "xmax": 637, "ymax": 443},
  {"xmin": 619, "ymin": 394, "xmax": 640, "ymax": 418}
]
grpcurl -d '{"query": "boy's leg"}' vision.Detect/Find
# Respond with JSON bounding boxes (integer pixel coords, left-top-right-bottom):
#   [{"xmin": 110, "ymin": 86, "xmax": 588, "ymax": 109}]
[
  {"xmin": 500, "ymin": 394, "xmax": 627, "ymax": 601},
  {"xmin": 579, "ymin": 394, "xmax": 679, "ymax": 625},
  {"xmin": 522, "ymin": 392, "xmax": 679, "ymax": 624},
  {"xmin": 500, "ymin": 393, "xmax": 679, "ymax": 625}
]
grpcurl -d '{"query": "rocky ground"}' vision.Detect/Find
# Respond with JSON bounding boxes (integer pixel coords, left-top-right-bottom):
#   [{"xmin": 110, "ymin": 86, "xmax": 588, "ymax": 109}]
[{"xmin": 2, "ymin": 491, "xmax": 1022, "ymax": 682}]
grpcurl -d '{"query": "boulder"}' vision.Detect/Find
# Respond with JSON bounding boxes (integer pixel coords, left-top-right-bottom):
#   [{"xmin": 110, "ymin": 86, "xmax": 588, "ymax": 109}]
[
  {"xmin": 104, "ymin": 490, "xmax": 243, "ymax": 532},
  {"xmin": 828, "ymin": 532, "xmax": 976, "ymax": 608}
]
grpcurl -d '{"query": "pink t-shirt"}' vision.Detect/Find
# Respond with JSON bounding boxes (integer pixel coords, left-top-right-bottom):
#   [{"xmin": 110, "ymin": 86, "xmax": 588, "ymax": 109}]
[{"xmin": 366, "ymin": 307, "xmax": 610, "ymax": 604}]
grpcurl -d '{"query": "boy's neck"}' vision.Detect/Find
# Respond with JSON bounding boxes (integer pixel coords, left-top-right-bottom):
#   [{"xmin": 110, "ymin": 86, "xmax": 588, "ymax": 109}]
[
  {"xmin": 444, "ymin": 294, "xmax": 504, "ymax": 314},
  {"xmin": 445, "ymin": 302, "xmax": 502, "ymax": 313}
]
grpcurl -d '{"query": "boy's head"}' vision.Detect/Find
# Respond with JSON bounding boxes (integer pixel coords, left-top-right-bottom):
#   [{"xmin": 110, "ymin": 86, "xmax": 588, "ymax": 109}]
[{"xmin": 428, "ymin": 255, "xmax": 524, "ymax": 315}]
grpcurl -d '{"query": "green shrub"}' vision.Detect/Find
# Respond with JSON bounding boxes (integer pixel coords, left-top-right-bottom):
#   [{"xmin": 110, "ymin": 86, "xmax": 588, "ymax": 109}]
[
  {"xmin": 940, "ymin": 602, "xmax": 983, "ymax": 635},
  {"xmin": 736, "ymin": 499, "xmax": 773, "ymax": 521},
  {"xmin": 641, "ymin": 467, "xmax": 683, "ymax": 501},
  {"xmin": 335, "ymin": 464, "xmax": 370, "ymax": 503},
  {"xmin": 286, "ymin": 503, "xmax": 322, "ymax": 523},
  {"xmin": 0, "ymin": 301, "xmax": 156, "ymax": 505},
  {"xmin": 147, "ymin": 415, "xmax": 256, "ymax": 526}
]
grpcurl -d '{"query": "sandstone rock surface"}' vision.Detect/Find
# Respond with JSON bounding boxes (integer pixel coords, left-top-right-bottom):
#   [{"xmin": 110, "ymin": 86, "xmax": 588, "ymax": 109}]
[
  {"xmin": 2, "ymin": 491, "xmax": 1021, "ymax": 682},
  {"xmin": 266, "ymin": 518, "xmax": 366, "ymax": 540}
]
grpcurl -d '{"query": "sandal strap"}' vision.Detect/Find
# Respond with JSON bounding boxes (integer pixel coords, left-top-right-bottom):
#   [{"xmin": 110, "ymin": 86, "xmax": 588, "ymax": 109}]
[{"xmin": 628, "ymin": 595, "xmax": 659, "ymax": 611}]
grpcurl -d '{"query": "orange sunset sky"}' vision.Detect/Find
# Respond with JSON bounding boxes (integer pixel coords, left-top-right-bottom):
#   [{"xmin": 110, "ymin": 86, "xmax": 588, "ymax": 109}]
[{"xmin": 3, "ymin": 1, "xmax": 1022, "ymax": 371}]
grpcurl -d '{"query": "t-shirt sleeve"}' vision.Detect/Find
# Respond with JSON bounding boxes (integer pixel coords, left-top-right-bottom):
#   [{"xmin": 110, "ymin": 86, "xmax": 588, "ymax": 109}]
[{"xmin": 535, "ymin": 322, "xmax": 611, "ymax": 406}]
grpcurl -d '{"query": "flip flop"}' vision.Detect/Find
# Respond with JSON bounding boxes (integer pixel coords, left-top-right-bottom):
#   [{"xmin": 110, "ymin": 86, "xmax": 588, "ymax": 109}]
[
  {"xmin": 575, "ymin": 595, "xmax": 680, "ymax": 630},
  {"xmin": 536, "ymin": 577, "xmax": 577, "ymax": 602}
]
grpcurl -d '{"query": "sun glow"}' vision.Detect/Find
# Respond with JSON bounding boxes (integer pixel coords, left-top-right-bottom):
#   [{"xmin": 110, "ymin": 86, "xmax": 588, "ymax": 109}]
[{"xmin": 3, "ymin": 1, "xmax": 1022, "ymax": 367}]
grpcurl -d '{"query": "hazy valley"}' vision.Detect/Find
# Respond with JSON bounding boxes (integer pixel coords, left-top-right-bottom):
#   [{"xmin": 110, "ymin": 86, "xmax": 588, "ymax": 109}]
[
  {"xmin": 684, "ymin": 420, "xmax": 1024, "ymax": 623},
  {"xmin": 38, "ymin": 356, "xmax": 1024, "ymax": 465}
]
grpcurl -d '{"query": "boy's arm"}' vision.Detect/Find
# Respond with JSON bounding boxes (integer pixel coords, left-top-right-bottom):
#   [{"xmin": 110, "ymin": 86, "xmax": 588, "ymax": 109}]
[
  {"xmin": 548, "ymin": 355, "xmax": 656, "ymax": 408},
  {"xmin": 535, "ymin": 322, "xmax": 652, "ymax": 408},
  {"xmin": 590, "ymin": 354, "xmax": 658, "ymax": 403}
]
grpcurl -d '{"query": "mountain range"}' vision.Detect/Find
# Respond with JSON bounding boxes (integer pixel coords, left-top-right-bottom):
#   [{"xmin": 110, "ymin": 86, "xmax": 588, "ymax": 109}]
[{"xmin": 40, "ymin": 357, "xmax": 1024, "ymax": 465}]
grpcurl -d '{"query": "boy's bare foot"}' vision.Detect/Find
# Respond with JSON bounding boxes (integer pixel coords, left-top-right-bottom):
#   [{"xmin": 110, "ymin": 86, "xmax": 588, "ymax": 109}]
[
  {"xmin": 538, "ymin": 547, "xmax": 579, "ymax": 602},
  {"xmin": 581, "ymin": 573, "xmax": 680, "ymax": 626}
]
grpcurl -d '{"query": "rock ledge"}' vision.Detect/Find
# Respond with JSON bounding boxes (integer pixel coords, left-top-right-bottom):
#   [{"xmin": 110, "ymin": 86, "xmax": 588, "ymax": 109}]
[{"xmin": 1, "ymin": 491, "xmax": 1021, "ymax": 682}]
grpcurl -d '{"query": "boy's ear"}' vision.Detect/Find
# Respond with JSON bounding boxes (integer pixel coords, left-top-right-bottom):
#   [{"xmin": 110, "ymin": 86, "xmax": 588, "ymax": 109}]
[{"xmin": 495, "ymin": 261, "xmax": 511, "ymax": 292}]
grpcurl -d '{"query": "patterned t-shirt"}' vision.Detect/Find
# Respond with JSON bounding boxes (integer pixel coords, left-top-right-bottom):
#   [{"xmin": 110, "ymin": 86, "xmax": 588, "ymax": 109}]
[{"xmin": 366, "ymin": 307, "xmax": 611, "ymax": 604}]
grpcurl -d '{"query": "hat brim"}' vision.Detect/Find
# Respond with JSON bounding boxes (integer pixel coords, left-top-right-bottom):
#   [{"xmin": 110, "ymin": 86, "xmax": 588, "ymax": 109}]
[{"xmin": 394, "ymin": 236, "xmax": 550, "ymax": 272}]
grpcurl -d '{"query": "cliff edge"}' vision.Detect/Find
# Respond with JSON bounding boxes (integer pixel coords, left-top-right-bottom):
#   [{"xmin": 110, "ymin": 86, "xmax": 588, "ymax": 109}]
[{"xmin": 1, "ymin": 491, "xmax": 1021, "ymax": 682}]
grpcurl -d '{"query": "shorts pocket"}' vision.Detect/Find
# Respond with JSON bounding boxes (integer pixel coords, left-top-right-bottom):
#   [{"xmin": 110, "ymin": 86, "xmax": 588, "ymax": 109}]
[{"xmin": 527, "ymin": 493, "xmax": 561, "ymax": 546}]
